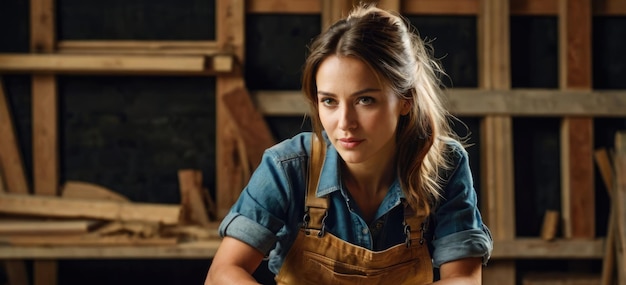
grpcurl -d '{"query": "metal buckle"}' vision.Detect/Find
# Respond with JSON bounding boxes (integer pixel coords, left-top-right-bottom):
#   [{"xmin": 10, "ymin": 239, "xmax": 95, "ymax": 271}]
[{"xmin": 317, "ymin": 211, "xmax": 328, "ymax": 238}]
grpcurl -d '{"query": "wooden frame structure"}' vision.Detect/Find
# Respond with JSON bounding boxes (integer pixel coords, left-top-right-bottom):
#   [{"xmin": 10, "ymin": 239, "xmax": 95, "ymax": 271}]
[{"xmin": 1, "ymin": 0, "xmax": 625, "ymax": 284}]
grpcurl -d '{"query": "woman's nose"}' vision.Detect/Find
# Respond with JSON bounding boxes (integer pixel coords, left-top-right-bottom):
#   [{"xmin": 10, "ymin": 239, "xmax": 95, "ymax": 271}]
[{"xmin": 337, "ymin": 105, "xmax": 357, "ymax": 130}]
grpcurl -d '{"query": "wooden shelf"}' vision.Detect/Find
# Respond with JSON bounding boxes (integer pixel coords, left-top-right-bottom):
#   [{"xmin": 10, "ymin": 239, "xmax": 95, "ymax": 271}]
[
  {"xmin": 0, "ymin": 240, "xmax": 220, "ymax": 259},
  {"xmin": 491, "ymin": 238, "xmax": 605, "ymax": 259},
  {"xmin": 252, "ymin": 89, "xmax": 626, "ymax": 117},
  {"xmin": 0, "ymin": 237, "xmax": 604, "ymax": 260},
  {"xmin": 0, "ymin": 53, "xmax": 234, "ymax": 75}
]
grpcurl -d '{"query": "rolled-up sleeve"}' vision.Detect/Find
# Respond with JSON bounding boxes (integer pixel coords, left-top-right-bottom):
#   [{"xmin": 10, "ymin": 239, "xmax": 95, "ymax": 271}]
[
  {"xmin": 431, "ymin": 144, "xmax": 493, "ymax": 267},
  {"xmin": 217, "ymin": 136, "xmax": 309, "ymax": 258}
]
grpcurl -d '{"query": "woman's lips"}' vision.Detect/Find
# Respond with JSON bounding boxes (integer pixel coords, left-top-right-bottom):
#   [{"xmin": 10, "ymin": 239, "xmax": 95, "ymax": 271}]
[{"xmin": 338, "ymin": 138, "xmax": 364, "ymax": 149}]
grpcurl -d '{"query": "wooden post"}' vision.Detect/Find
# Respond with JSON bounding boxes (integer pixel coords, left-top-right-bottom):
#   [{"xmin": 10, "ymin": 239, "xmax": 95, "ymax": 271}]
[
  {"xmin": 478, "ymin": 0, "xmax": 516, "ymax": 284},
  {"xmin": 216, "ymin": 0, "xmax": 246, "ymax": 219},
  {"xmin": 614, "ymin": 132, "xmax": 626, "ymax": 284},
  {"xmin": 558, "ymin": 0, "xmax": 595, "ymax": 239},
  {"xmin": 321, "ymin": 0, "xmax": 352, "ymax": 30},
  {"xmin": 31, "ymin": 0, "xmax": 59, "ymax": 284}
]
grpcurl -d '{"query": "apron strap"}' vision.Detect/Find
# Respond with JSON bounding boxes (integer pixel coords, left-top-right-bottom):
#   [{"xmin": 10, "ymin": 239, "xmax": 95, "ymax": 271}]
[
  {"xmin": 303, "ymin": 133, "xmax": 328, "ymax": 235},
  {"xmin": 403, "ymin": 202, "xmax": 428, "ymax": 247}
]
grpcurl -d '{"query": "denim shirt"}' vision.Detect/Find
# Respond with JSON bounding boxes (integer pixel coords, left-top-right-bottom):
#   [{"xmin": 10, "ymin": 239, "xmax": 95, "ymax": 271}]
[{"xmin": 219, "ymin": 132, "xmax": 493, "ymax": 275}]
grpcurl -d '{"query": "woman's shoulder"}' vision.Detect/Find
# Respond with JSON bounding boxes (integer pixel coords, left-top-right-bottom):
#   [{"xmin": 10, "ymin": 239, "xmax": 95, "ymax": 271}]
[{"xmin": 264, "ymin": 132, "xmax": 314, "ymax": 162}]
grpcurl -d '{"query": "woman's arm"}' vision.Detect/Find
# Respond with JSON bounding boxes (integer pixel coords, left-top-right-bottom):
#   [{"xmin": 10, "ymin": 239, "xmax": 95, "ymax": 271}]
[
  {"xmin": 205, "ymin": 237, "xmax": 266, "ymax": 285},
  {"xmin": 431, "ymin": 257, "xmax": 482, "ymax": 285}
]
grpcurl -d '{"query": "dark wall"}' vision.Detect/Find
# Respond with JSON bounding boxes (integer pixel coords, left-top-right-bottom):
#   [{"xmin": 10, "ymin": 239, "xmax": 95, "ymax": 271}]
[{"xmin": 1, "ymin": 0, "xmax": 626, "ymax": 284}]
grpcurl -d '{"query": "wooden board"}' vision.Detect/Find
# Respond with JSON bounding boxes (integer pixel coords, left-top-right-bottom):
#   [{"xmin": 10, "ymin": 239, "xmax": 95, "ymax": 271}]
[
  {"xmin": 0, "ymin": 219, "xmax": 100, "ymax": 235},
  {"xmin": 321, "ymin": 0, "xmax": 352, "ymax": 30},
  {"xmin": 32, "ymin": 74, "xmax": 58, "ymax": 196},
  {"xmin": 559, "ymin": 0, "xmax": 595, "ymax": 239},
  {"xmin": 0, "ymin": 78, "xmax": 30, "ymax": 194},
  {"xmin": 491, "ymin": 238, "xmax": 604, "ymax": 259},
  {"xmin": 61, "ymin": 181, "xmax": 130, "ymax": 202},
  {"xmin": 216, "ymin": 0, "xmax": 246, "ymax": 219},
  {"xmin": 178, "ymin": 170, "xmax": 210, "ymax": 226},
  {"xmin": 222, "ymin": 87, "xmax": 275, "ymax": 170},
  {"xmin": 0, "ymin": 54, "xmax": 216, "ymax": 74},
  {"xmin": 253, "ymin": 89, "xmax": 626, "ymax": 117},
  {"xmin": 0, "ymin": 194, "xmax": 181, "ymax": 225},
  {"xmin": 479, "ymin": 0, "xmax": 515, "ymax": 284},
  {"xmin": 57, "ymin": 40, "xmax": 220, "ymax": 55},
  {"xmin": 0, "ymin": 235, "xmax": 178, "ymax": 247},
  {"xmin": 522, "ymin": 272, "xmax": 600, "ymax": 285},
  {"xmin": 614, "ymin": 132, "xmax": 626, "ymax": 284}
]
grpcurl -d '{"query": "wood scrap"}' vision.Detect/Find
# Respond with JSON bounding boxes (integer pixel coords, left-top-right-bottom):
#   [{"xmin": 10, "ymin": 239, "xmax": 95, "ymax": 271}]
[
  {"xmin": 178, "ymin": 169, "xmax": 211, "ymax": 226},
  {"xmin": 161, "ymin": 224, "xmax": 220, "ymax": 240},
  {"xmin": 92, "ymin": 221, "xmax": 159, "ymax": 238},
  {"xmin": 0, "ymin": 219, "xmax": 101, "ymax": 235},
  {"xmin": 61, "ymin": 181, "xmax": 130, "ymax": 202},
  {"xmin": 595, "ymin": 148, "xmax": 617, "ymax": 285},
  {"xmin": 540, "ymin": 210, "xmax": 560, "ymax": 241},
  {"xmin": 222, "ymin": 87, "xmax": 275, "ymax": 170},
  {"xmin": 0, "ymin": 193, "xmax": 181, "ymax": 225}
]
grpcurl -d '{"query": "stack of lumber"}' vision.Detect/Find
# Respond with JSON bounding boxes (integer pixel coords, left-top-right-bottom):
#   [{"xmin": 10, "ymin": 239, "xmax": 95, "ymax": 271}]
[{"xmin": 0, "ymin": 177, "xmax": 219, "ymax": 247}]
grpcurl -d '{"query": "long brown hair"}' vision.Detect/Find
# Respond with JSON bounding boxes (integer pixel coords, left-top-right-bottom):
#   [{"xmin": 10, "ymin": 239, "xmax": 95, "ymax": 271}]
[{"xmin": 302, "ymin": 4, "xmax": 457, "ymax": 214}]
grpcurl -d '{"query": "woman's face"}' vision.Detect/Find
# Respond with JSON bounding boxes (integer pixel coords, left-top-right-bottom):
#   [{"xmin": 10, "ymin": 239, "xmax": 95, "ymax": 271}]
[{"xmin": 316, "ymin": 55, "xmax": 410, "ymax": 166}]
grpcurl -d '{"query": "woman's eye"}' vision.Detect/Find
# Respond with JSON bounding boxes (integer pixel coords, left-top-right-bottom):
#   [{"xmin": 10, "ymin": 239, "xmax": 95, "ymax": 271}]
[
  {"xmin": 358, "ymin": 97, "xmax": 374, "ymax": 105},
  {"xmin": 320, "ymin": 97, "xmax": 337, "ymax": 106}
]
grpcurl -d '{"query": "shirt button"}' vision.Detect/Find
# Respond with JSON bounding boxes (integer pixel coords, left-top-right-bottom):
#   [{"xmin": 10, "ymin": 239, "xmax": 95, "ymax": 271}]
[{"xmin": 362, "ymin": 227, "xmax": 369, "ymax": 234}]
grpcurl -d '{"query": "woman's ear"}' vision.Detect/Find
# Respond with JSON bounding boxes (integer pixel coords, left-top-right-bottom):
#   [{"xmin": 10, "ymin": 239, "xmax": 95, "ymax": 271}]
[{"xmin": 400, "ymin": 99, "xmax": 412, "ymax": 116}]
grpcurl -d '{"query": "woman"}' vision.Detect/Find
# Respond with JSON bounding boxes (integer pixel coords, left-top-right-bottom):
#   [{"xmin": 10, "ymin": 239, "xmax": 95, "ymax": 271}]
[{"xmin": 205, "ymin": 4, "xmax": 492, "ymax": 285}]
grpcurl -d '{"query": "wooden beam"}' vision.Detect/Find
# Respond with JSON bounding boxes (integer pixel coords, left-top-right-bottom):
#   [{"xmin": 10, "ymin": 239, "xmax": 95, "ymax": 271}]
[
  {"xmin": 178, "ymin": 170, "xmax": 211, "ymax": 226},
  {"xmin": 403, "ymin": 0, "xmax": 478, "ymax": 15},
  {"xmin": 246, "ymin": 0, "xmax": 320, "ymax": 14},
  {"xmin": 32, "ymin": 74, "xmax": 58, "ymax": 196},
  {"xmin": 216, "ymin": 0, "xmax": 246, "ymax": 219},
  {"xmin": 0, "ymin": 78, "xmax": 30, "ymax": 194},
  {"xmin": 243, "ymin": 0, "xmax": 625, "ymax": 16},
  {"xmin": 479, "ymin": 0, "xmax": 516, "ymax": 283},
  {"xmin": 57, "ymin": 40, "xmax": 220, "ymax": 55},
  {"xmin": 1, "ymin": 235, "xmax": 178, "ymax": 247},
  {"xmin": 0, "ymin": 194, "xmax": 181, "ymax": 225},
  {"xmin": 0, "ymin": 219, "xmax": 100, "ymax": 235},
  {"xmin": 0, "ymin": 54, "xmax": 230, "ymax": 75},
  {"xmin": 3, "ymin": 261, "xmax": 29, "ymax": 285},
  {"xmin": 253, "ymin": 89, "xmax": 626, "ymax": 117},
  {"xmin": 321, "ymin": 0, "xmax": 352, "ymax": 30},
  {"xmin": 491, "ymin": 238, "xmax": 604, "ymax": 259},
  {"xmin": 559, "ymin": 0, "xmax": 595, "ymax": 239},
  {"xmin": 0, "ymin": 240, "xmax": 222, "ymax": 259}
]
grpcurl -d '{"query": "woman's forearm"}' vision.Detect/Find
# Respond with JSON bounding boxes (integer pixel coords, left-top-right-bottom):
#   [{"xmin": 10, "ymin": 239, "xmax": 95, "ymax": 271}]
[{"xmin": 205, "ymin": 265, "xmax": 261, "ymax": 285}]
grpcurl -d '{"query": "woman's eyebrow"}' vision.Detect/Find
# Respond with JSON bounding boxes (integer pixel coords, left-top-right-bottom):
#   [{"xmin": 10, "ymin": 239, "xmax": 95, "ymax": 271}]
[{"xmin": 317, "ymin": 88, "xmax": 382, "ymax": 97}]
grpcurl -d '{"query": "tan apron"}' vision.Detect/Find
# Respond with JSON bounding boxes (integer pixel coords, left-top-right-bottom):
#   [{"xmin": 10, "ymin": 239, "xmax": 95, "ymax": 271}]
[{"xmin": 275, "ymin": 135, "xmax": 433, "ymax": 285}]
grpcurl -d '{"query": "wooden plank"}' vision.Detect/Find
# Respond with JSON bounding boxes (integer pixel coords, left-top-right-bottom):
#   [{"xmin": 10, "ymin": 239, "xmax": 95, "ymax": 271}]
[
  {"xmin": 593, "ymin": 0, "xmax": 626, "ymax": 15},
  {"xmin": 3, "ymin": 261, "xmax": 29, "ymax": 285},
  {"xmin": 491, "ymin": 238, "xmax": 604, "ymax": 259},
  {"xmin": 614, "ymin": 132, "xmax": 626, "ymax": 284},
  {"xmin": 1, "ymin": 235, "xmax": 178, "ymax": 247},
  {"xmin": 61, "ymin": 181, "xmax": 130, "ymax": 202},
  {"xmin": 374, "ymin": 0, "xmax": 400, "ymax": 12},
  {"xmin": 0, "ymin": 77, "xmax": 29, "ymax": 194},
  {"xmin": 0, "ymin": 219, "xmax": 100, "ymax": 235},
  {"xmin": 253, "ymin": 89, "xmax": 626, "ymax": 117},
  {"xmin": 541, "ymin": 210, "xmax": 560, "ymax": 241},
  {"xmin": 0, "ymin": 194, "xmax": 181, "ymax": 225},
  {"xmin": 31, "ymin": 0, "xmax": 58, "ymax": 283},
  {"xmin": 479, "ymin": 0, "xmax": 516, "ymax": 283},
  {"xmin": 559, "ymin": 0, "xmax": 595, "ymax": 239},
  {"xmin": 57, "ymin": 40, "xmax": 220, "ymax": 55},
  {"xmin": 403, "ymin": 0, "xmax": 478, "ymax": 15},
  {"xmin": 216, "ymin": 0, "xmax": 246, "ymax": 219},
  {"xmin": 178, "ymin": 170, "xmax": 211, "ymax": 226},
  {"xmin": 247, "ymin": 0, "xmax": 320, "ymax": 14},
  {"xmin": 222, "ymin": 87, "xmax": 275, "ymax": 169},
  {"xmin": 321, "ymin": 0, "xmax": 352, "ymax": 30},
  {"xmin": 0, "ymin": 240, "xmax": 222, "ymax": 259},
  {"xmin": 594, "ymin": 148, "xmax": 616, "ymax": 285},
  {"xmin": 33, "ymin": 261, "xmax": 56, "ymax": 285},
  {"xmin": 0, "ymin": 54, "xmax": 222, "ymax": 74},
  {"xmin": 510, "ymin": 0, "xmax": 557, "ymax": 16},
  {"xmin": 32, "ymin": 75, "xmax": 58, "ymax": 196}
]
